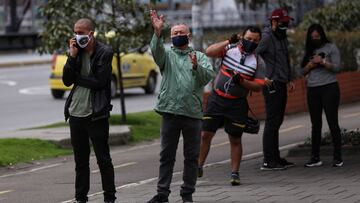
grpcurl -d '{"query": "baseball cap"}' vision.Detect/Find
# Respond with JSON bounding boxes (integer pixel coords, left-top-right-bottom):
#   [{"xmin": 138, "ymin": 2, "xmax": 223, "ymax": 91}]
[{"xmin": 269, "ymin": 8, "xmax": 294, "ymax": 22}]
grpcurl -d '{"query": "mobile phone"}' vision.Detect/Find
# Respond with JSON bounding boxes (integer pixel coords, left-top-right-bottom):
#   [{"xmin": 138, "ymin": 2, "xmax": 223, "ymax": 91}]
[{"xmin": 72, "ymin": 37, "xmax": 80, "ymax": 49}]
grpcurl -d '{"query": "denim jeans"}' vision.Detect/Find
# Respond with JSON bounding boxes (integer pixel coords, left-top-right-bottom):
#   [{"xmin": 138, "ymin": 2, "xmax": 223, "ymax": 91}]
[
  {"xmin": 69, "ymin": 116, "xmax": 116, "ymax": 202},
  {"xmin": 156, "ymin": 113, "xmax": 202, "ymax": 198}
]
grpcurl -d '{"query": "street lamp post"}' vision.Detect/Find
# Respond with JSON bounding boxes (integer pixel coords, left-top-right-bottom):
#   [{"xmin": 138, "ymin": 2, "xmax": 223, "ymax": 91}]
[{"xmin": 191, "ymin": 0, "xmax": 203, "ymax": 51}]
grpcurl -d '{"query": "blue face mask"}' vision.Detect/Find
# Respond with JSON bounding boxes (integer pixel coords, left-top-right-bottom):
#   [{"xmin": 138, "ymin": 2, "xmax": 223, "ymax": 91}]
[
  {"xmin": 172, "ymin": 35, "xmax": 189, "ymax": 47},
  {"xmin": 242, "ymin": 39, "xmax": 258, "ymax": 54}
]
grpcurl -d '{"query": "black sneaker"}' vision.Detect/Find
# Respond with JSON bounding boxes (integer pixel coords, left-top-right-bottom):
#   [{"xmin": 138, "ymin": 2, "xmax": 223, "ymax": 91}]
[
  {"xmin": 147, "ymin": 194, "xmax": 169, "ymax": 203},
  {"xmin": 260, "ymin": 162, "xmax": 285, "ymax": 171},
  {"xmin": 304, "ymin": 158, "xmax": 322, "ymax": 167},
  {"xmin": 278, "ymin": 158, "xmax": 295, "ymax": 168},
  {"xmin": 230, "ymin": 172, "xmax": 240, "ymax": 186},
  {"xmin": 197, "ymin": 166, "xmax": 203, "ymax": 178},
  {"xmin": 182, "ymin": 195, "xmax": 194, "ymax": 203},
  {"xmin": 332, "ymin": 159, "xmax": 343, "ymax": 167}
]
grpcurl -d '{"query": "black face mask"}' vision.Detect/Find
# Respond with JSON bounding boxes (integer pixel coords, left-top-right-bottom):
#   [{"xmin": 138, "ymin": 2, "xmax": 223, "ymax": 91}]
[
  {"xmin": 274, "ymin": 26, "xmax": 287, "ymax": 39},
  {"xmin": 172, "ymin": 35, "xmax": 189, "ymax": 47},
  {"xmin": 312, "ymin": 39, "xmax": 323, "ymax": 49},
  {"xmin": 242, "ymin": 39, "xmax": 258, "ymax": 54}
]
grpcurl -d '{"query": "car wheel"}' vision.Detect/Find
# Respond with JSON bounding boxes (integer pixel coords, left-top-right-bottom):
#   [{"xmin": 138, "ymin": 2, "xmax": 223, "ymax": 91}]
[
  {"xmin": 111, "ymin": 76, "xmax": 117, "ymax": 98},
  {"xmin": 144, "ymin": 72, "xmax": 157, "ymax": 94},
  {"xmin": 51, "ymin": 89, "xmax": 65, "ymax": 99}
]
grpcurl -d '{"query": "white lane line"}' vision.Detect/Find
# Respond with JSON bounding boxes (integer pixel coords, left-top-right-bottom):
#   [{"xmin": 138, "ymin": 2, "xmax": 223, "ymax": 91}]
[
  {"xmin": 91, "ymin": 162, "xmax": 137, "ymax": 173},
  {"xmin": 280, "ymin": 125, "xmax": 303, "ymax": 133},
  {"xmin": 0, "ymin": 80, "xmax": 17, "ymax": 86},
  {"xmin": 61, "ymin": 142, "xmax": 303, "ymax": 203},
  {"xmin": 212, "ymin": 141, "xmax": 229, "ymax": 148},
  {"xmin": 0, "ymin": 190, "xmax": 12, "ymax": 195},
  {"xmin": 0, "ymin": 163, "xmax": 63, "ymax": 178},
  {"xmin": 342, "ymin": 112, "xmax": 360, "ymax": 118},
  {"xmin": 18, "ymin": 85, "xmax": 49, "ymax": 95}
]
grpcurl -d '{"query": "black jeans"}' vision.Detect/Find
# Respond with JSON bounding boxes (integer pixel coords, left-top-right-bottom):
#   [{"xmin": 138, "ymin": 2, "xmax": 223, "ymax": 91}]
[
  {"xmin": 69, "ymin": 116, "xmax": 116, "ymax": 202},
  {"xmin": 262, "ymin": 81, "xmax": 287, "ymax": 163},
  {"xmin": 157, "ymin": 113, "xmax": 202, "ymax": 198},
  {"xmin": 307, "ymin": 82, "xmax": 342, "ymax": 161}
]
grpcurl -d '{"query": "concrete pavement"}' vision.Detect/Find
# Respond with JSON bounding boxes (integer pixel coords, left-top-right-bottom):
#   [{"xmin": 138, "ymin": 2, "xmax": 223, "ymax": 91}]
[
  {"xmin": 87, "ymin": 144, "xmax": 360, "ymax": 203},
  {"xmin": 0, "ymin": 52, "xmax": 51, "ymax": 68}
]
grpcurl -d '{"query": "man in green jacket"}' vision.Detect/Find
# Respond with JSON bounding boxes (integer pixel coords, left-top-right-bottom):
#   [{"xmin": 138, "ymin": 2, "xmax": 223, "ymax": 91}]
[{"xmin": 147, "ymin": 10, "xmax": 215, "ymax": 203}]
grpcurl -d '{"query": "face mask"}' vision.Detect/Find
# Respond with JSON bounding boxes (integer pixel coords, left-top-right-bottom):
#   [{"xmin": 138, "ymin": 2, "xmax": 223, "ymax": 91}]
[
  {"xmin": 312, "ymin": 39, "xmax": 323, "ymax": 48},
  {"xmin": 274, "ymin": 26, "xmax": 287, "ymax": 39},
  {"xmin": 242, "ymin": 39, "xmax": 258, "ymax": 54},
  {"xmin": 172, "ymin": 35, "xmax": 189, "ymax": 47},
  {"xmin": 75, "ymin": 34, "xmax": 91, "ymax": 48}
]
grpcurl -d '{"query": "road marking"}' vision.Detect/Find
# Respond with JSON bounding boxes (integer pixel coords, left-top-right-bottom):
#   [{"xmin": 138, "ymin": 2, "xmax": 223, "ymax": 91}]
[
  {"xmin": 212, "ymin": 141, "xmax": 229, "ymax": 148},
  {"xmin": 0, "ymin": 80, "xmax": 17, "ymax": 86},
  {"xmin": 91, "ymin": 162, "xmax": 137, "ymax": 173},
  {"xmin": 0, "ymin": 190, "xmax": 12, "ymax": 195},
  {"xmin": 18, "ymin": 85, "xmax": 49, "ymax": 95},
  {"xmin": 342, "ymin": 112, "xmax": 360, "ymax": 118},
  {"xmin": 61, "ymin": 142, "xmax": 303, "ymax": 203},
  {"xmin": 280, "ymin": 125, "xmax": 303, "ymax": 133},
  {"xmin": 0, "ymin": 163, "xmax": 63, "ymax": 178}
]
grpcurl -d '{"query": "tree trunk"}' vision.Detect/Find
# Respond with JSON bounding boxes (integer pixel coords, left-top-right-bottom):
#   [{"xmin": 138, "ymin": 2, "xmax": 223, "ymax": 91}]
[{"xmin": 116, "ymin": 51, "xmax": 126, "ymax": 123}]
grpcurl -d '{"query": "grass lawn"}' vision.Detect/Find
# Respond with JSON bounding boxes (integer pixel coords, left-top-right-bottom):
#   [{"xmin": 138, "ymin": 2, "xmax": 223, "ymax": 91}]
[
  {"xmin": 110, "ymin": 111, "xmax": 162, "ymax": 142},
  {"xmin": 0, "ymin": 138, "xmax": 71, "ymax": 167},
  {"xmin": 0, "ymin": 111, "xmax": 161, "ymax": 167}
]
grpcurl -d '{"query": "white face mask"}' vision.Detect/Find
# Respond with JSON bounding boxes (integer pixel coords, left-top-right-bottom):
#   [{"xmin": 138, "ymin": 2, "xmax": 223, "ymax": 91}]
[{"xmin": 75, "ymin": 34, "xmax": 91, "ymax": 48}]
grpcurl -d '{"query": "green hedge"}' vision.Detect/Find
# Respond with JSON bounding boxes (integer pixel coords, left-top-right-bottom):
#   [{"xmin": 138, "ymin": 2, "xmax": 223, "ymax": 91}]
[{"xmin": 288, "ymin": 31, "xmax": 360, "ymax": 78}]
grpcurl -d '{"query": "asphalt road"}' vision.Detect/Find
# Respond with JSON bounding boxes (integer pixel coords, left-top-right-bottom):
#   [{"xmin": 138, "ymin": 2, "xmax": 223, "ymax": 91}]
[
  {"xmin": 0, "ymin": 65, "xmax": 160, "ymax": 133},
  {"xmin": 0, "ymin": 102, "xmax": 359, "ymax": 202}
]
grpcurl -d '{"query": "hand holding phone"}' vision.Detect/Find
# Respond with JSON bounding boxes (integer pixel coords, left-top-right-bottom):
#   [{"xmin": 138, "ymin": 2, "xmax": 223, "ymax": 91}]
[{"xmin": 69, "ymin": 37, "xmax": 79, "ymax": 58}]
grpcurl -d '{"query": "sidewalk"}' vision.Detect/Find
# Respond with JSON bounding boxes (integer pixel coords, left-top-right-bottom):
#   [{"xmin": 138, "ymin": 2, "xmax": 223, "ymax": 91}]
[
  {"xmin": 0, "ymin": 52, "xmax": 52, "ymax": 68},
  {"xmin": 87, "ymin": 150, "xmax": 360, "ymax": 203}
]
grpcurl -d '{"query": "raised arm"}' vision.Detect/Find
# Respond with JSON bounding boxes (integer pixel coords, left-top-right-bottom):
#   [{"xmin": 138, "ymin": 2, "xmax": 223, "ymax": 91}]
[{"xmin": 149, "ymin": 10, "xmax": 166, "ymax": 71}]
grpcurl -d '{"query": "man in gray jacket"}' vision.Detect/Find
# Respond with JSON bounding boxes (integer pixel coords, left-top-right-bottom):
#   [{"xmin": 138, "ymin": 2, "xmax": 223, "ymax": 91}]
[{"xmin": 256, "ymin": 8, "xmax": 295, "ymax": 170}]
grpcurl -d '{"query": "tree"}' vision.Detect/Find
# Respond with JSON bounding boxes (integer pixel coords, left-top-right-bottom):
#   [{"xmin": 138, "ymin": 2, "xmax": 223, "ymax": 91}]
[
  {"xmin": 299, "ymin": 0, "xmax": 360, "ymax": 31},
  {"xmin": 39, "ymin": 0, "xmax": 152, "ymax": 122}
]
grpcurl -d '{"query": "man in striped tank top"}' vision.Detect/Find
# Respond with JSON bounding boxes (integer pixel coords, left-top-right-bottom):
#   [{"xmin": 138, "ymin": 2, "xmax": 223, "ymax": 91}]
[{"xmin": 198, "ymin": 26, "xmax": 266, "ymax": 186}]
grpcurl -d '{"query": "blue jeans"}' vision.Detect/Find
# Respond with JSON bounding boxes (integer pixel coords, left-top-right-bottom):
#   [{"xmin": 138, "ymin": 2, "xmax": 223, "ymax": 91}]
[{"xmin": 156, "ymin": 113, "xmax": 202, "ymax": 198}]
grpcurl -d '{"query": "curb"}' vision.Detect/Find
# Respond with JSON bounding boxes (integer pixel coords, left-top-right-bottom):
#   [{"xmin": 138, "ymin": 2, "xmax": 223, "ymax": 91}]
[
  {"xmin": 0, "ymin": 59, "xmax": 52, "ymax": 68},
  {"xmin": 52, "ymin": 125, "xmax": 131, "ymax": 148},
  {"xmin": 287, "ymin": 145, "xmax": 360, "ymax": 157}
]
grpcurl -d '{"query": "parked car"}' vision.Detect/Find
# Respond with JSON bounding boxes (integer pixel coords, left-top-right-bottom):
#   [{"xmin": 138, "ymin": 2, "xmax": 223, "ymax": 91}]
[{"xmin": 49, "ymin": 48, "xmax": 159, "ymax": 99}]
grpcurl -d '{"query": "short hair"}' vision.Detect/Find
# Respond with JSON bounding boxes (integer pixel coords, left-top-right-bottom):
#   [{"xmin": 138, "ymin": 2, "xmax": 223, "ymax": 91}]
[
  {"xmin": 171, "ymin": 22, "xmax": 190, "ymax": 33},
  {"xmin": 242, "ymin": 26, "xmax": 262, "ymax": 39},
  {"xmin": 75, "ymin": 18, "xmax": 96, "ymax": 31}
]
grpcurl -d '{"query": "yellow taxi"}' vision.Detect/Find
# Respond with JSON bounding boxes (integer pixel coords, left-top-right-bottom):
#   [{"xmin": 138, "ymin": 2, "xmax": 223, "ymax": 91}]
[{"xmin": 49, "ymin": 48, "xmax": 159, "ymax": 99}]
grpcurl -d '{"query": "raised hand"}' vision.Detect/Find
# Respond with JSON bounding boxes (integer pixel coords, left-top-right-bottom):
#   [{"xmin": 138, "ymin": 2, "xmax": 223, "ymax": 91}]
[
  {"xmin": 150, "ymin": 10, "xmax": 164, "ymax": 37},
  {"xmin": 189, "ymin": 52, "xmax": 198, "ymax": 70}
]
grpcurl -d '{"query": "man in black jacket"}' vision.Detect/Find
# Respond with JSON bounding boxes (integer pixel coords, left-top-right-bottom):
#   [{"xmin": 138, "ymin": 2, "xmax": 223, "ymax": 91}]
[
  {"xmin": 256, "ymin": 9, "xmax": 295, "ymax": 171},
  {"xmin": 62, "ymin": 18, "xmax": 116, "ymax": 203}
]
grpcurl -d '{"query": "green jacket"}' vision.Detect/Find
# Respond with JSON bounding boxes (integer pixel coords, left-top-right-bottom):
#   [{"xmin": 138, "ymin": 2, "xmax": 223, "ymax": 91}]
[{"xmin": 150, "ymin": 34, "xmax": 215, "ymax": 119}]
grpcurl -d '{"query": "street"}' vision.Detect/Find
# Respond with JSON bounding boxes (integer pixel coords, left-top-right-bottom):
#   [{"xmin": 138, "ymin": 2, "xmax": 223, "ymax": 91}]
[
  {"xmin": 0, "ymin": 65, "xmax": 160, "ymax": 133},
  {"xmin": 0, "ymin": 101, "xmax": 359, "ymax": 202}
]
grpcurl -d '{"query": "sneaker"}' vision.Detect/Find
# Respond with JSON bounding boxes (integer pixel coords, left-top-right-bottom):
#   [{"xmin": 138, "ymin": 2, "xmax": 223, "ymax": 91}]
[
  {"xmin": 260, "ymin": 162, "xmax": 285, "ymax": 171},
  {"xmin": 147, "ymin": 194, "xmax": 169, "ymax": 203},
  {"xmin": 332, "ymin": 159, "xmax": 343, "ymax": 167},
  {"xmin": 197, "ymin": 166, "xmax": 203, "ymax": 178},
  {"xmin": 278, "ymin": 158, "xmax": 295, "ymax": 168},
  {"xmin": 230, "ymin": 172, "xmax": 241, "ymax": 186},
  {"xmin": 182, "ymin": 195, "xmax": 194, "ymax": 203},
  {"xmin": 304, "ymin": 158, "xmax": 322, "ymax": 167}
]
